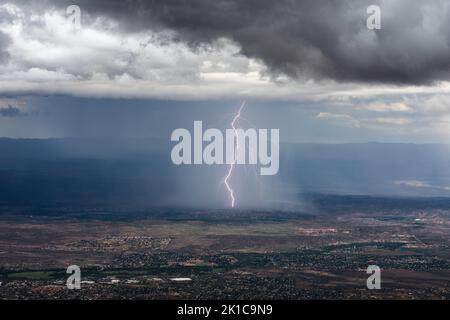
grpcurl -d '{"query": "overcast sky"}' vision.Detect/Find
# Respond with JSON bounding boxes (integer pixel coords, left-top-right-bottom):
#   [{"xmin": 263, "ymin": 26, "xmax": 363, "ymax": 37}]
[{"xmin": 1, "ymin": 0, "xmax": 450, "ymax": 142}]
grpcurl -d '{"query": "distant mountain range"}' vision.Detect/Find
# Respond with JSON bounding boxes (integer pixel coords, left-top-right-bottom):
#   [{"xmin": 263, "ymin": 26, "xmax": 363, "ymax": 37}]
[{"xmin": 0, "ymin": 138, "xmax": 449, "ymax": 209}]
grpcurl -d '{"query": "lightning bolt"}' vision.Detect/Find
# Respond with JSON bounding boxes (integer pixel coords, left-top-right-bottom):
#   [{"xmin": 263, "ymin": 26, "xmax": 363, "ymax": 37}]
[{"xmin": 224, "ymin": 101, "xmax": 246, "ymax": 208}]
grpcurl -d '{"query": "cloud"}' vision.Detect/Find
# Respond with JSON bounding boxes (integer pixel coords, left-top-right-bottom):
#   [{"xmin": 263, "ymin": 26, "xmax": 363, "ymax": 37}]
[
  {"xmin": 0, "ymin": 3, "xmax": 277, "ymax": 99},
  {"xmin": 395, "ymin": 180, "xmax": 433, "ymax": 188},
  {"xmin": 26, "ymin": 0, "xmax": 450, "ymax": 85},
  {"xmin": 317, "ymin": 110, "xmax": 411, "ymax": 129},
  {"xmin": 394, "ymin": 180, "xmax": 450, "ymax": 191},
  {"xmin": 2, "ymin": 1, "xmax": 450, "ymax": 104},
  {"xmin": 374, "ymin": 117, "xmax": 410, "ymax": 125},
  {"xmin": 315, "ymin": 93, "xmax": 450, "ymax": 134},
  {"xmin": 316, "ymin": 110, "xmax": 417, "ymax": 130},
  {"xmin": 363, "ymin": 101, "xmax": 413, "ymax": 113},
  {"xmin": 0, "ymin": 105, "xmax": 27, "ymax": 117},
  {"xmin": 317, "ymin": 112, "xmax": 361, "ymax": 128},
  {"xmin": 420, "ymin": 95, "xmax": 450, "ymax": 114}
]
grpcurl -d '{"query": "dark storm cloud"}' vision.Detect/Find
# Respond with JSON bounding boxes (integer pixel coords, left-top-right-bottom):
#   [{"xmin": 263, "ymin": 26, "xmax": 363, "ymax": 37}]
[{"xmin": 28, "ymin": 0, "xmax": 450, "ymax": 85}]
